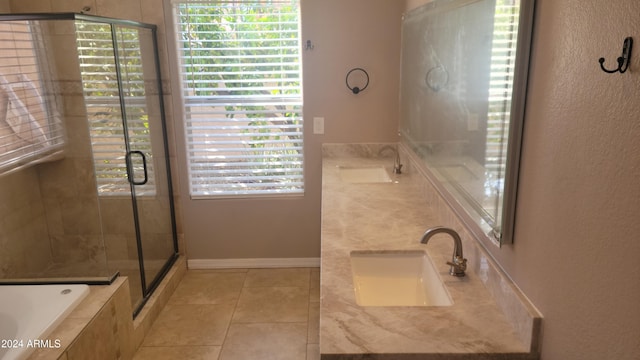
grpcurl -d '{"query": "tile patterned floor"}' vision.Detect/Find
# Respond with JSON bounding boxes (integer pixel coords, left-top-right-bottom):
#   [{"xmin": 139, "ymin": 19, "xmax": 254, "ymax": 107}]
[{"xmin": 134, "ymin": 268, "xmax": 320, "ymax": 360}]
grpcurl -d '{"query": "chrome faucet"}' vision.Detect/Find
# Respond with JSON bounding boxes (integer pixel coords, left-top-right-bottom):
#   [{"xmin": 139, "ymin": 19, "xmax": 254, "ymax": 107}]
[
  {"xmin": 420, "ymin": 226, "xmax": 467, "ymax": 277},
  {"xmin": 378, "ymin": 145, "xmax": 403, "ymax": 174}
]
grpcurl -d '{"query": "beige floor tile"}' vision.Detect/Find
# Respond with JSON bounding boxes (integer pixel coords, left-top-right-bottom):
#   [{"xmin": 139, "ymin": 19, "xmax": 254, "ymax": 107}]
[
  {"xmin": 143, "ymin": 303, "xmax": 234, "ymax": 346},
  {"xmin": 219, "ymin": 323, "xmax": 307, "ymax": 360},
  {"xmin": 309, "ymin": 268, "xmax": 320, "ymax": 302},
  {"xmin": 169, "ymin": 271, "xmax": 246, "ymax": 305},
  {"xmin": 243, "ymin": 268, "xmax": 310, "ymax": 288},
  {"xmin": 306, "ymin": 344, "xmax": 320, "ymax": 360},
  {"xmin": 310, "ymin": 268, "xmax": 320, "ymax": 286},
  {"xmin": 232, "ymin": 286, "xmax": 309, "ymax": 323},
  {"xmin": 307, "ymin": 302, "xmax": 319, "ymax": 344},
  {"xmin": 133, "ymin": 346, "xmax": 221, "ymax": 360},
  {"xmin": 134, "ymin": 267, "xmax": 322, "ymax": 359},
  {"xmin": 309, "ymin": 285, "xmax": 320, "ymax": 303}
]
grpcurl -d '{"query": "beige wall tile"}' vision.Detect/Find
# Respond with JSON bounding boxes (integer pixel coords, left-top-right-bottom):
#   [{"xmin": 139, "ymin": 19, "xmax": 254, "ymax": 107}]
[
  {"xmin": 140, "ymin": 0, "xmax": 165, "ymax": 31},
  {"xmin": 0, "ymin": 168, "xmax": 52, "ymax": 277},
  {"xmin": 133, "ymin": 257, "xmax": 187, "ymax": 349},
  {"xmin": 50, "ymin": 234, "xmax": 105, "ymax": 264},
  {"xmin": 58, "ymin": 197, "xmax": 102, "ymax": 235},
  {"xmin": 95, "ymin": 0, "xmax": 142, "ymax": 22},
  {"xmin": 37, "ymin": 160, "xmax": 83, "ymax": 198},
  {"xmin": 69, "ymin": 278, "xmax": 126, "ymax": 319},
  {"xmin": 66, "ymin": 301, "xmax": 120, "ymax": 360},
  {"xmin": 61, "ymin": 94, "xmax": 86, "ymax": 117},
  {"xmin": 65, "ymin": 280, "xmax": 133, "ymax": 360},
  {"xmin": 9, "ymin": 0, "xmax": 52, "ymax": 12},
  {"xmin": 137, "ymin": 199, "xmax": 173, "ymax": 234},
  {"xmin": 60, "ymin": 116, "xmax": 92, "ymax": 156},
  {"xmin": 112, "ymin": 278, "xmax": 136, "ymax": 360},
  {"xmin": 99, "ymin": 199, "xmax": 136, "ymax": 235},
  {"xmin": 25, "ymin": 318, "xmax": 86, "ymax": 360},
  {"xmin": 51, "ymin": 0, "xmax": 97, "ymax": 13},
  {"xmin": 49, "ymin": 34, "xmax": 82, "ymax": 81},
  {"xmin": 104, "ymin": 234, "xmax": 136, "ymax": 262}
]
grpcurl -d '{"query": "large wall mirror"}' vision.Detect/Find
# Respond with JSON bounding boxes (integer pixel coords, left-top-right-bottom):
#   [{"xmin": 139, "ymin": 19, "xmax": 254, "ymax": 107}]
[{"xmin": 399, "ymin": 0, "xmax": 535, "ymax": 245}]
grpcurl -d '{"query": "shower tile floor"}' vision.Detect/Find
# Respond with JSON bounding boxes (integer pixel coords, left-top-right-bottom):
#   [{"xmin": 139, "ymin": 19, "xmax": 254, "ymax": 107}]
[{"xmin": 133, "ymin": 267, "xmax": 320, "ymax": 360}]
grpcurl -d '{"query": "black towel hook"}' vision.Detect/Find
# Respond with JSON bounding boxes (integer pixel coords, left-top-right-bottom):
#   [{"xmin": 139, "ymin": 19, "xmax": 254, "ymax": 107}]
[
  {"xmin": 346, "ymin": 68, "xmax": 369, "ymax": 94},
  {"xmin": 599, "ymin": 37, "xmax": 633, "ymax": 74}
]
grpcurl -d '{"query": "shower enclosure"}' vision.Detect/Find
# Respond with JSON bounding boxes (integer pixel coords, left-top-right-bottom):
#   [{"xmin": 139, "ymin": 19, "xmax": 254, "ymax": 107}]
[{"xmin": 0, "ymin": 13, "xmax": 178, "ymax": 315}]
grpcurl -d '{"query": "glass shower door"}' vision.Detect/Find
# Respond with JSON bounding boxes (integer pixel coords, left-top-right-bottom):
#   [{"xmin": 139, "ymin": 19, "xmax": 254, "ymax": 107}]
[
  {"xmin": 114, "ymin": 24, "xmax": 177, "ymax": 302},
  {"xmin": 78, "ymin": 20, "xmax": 177, "ymax": 311},
  {"xmin": 76, "ymin": 19, "xmax": 145, "ymax": 304}
]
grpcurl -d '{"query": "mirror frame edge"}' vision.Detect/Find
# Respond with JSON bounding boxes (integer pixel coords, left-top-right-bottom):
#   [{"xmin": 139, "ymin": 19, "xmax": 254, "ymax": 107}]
[{"xmin": 499, "ymin": 0, "xmax": 536, "ymax": 246}]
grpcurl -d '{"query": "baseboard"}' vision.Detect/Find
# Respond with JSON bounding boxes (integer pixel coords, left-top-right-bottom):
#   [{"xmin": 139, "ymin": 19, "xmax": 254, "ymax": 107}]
[{"xmin": 187, "ymin": 257, "xmax": 321, "ymax": 269}]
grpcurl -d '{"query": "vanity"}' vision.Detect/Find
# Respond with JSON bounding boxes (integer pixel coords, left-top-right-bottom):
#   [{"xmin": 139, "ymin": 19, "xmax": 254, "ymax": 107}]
[{"xmin": 319, "ymin": 144, "xmax": 541, "ymax": 359}]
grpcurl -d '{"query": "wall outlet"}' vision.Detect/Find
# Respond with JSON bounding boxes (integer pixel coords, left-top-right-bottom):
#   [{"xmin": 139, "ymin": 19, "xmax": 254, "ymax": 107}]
[{"xmin": 313, "ymin": 117, "xmax": 325, "ymax": 134}]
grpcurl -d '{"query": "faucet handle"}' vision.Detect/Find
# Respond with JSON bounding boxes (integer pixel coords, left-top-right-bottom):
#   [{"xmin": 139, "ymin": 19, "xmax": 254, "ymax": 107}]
[{"xmin": 446, "ymin": 256, "xmax": 467, "ymax": 277}]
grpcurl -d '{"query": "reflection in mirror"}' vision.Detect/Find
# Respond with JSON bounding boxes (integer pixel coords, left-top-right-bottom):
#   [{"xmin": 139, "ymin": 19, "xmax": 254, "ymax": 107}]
[{"xmin": 399, "ymin": 0, "xmax": 535, "ymax": 245}]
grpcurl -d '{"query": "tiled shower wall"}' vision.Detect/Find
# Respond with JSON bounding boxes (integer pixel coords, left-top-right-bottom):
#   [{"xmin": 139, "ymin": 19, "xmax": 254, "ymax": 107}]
[
  {"xmin": 0, "ymin": 168, "xmax": 52, "ymax": 277},
  {"xmin": 0, "ymin": 18, "xmax": 108, "ymax": 278}
]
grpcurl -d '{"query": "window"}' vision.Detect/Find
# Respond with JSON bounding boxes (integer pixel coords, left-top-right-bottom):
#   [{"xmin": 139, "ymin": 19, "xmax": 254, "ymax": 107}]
[
  {"xmin": 0, "ymin": 21, "xmax": 64, "ymax": 175},
  {"xmin": 173, "ymin": 0, "xmax": 304, "ymax": 198}
]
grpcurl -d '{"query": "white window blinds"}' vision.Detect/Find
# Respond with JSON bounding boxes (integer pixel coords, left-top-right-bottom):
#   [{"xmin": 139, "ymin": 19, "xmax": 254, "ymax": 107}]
[
  {"xmin": 173, "ymin": 0, "xmax": 304, "ymax": 198},
  {"xmin": 0, "ymin": 21, "xmax": 64, "ymax": 175},
  {"xmin": 485, "ymin": 1, "xmax": 519, "ymax": 177}
]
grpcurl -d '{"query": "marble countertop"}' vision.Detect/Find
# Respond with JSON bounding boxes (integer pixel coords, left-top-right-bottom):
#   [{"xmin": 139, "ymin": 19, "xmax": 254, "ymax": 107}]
[{"xmin": 320, "ymin": 144, "xmax": 539, "ymax": 360}]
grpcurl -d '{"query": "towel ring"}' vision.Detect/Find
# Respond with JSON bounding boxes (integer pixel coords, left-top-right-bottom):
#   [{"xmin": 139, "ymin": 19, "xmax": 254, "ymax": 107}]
[{"xmin": 346, "ymin": 68, "xmax": 369, "ymax": 94}]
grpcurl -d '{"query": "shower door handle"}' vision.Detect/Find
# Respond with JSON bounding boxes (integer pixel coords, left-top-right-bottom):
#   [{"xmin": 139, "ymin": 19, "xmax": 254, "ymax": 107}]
[{"xmin": 126, "ymin": 150, "xmax": 148, "ymax": 185}]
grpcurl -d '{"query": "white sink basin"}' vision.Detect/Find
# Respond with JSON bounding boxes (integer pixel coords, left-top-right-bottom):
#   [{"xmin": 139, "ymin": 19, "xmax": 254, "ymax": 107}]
[
  {"xmin": 350, "ymin": 250, "xmax": 453, "ymax": 307},
  {"xmin": 339, "ymin": 166, "xmax": 392, "ymax": 183}
]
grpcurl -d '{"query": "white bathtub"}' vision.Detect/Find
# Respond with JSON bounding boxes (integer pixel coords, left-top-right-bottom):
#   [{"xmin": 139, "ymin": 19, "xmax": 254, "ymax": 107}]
[{"xmin": 0, "ymin": 284, "xmax": 89, "ymax": 360}]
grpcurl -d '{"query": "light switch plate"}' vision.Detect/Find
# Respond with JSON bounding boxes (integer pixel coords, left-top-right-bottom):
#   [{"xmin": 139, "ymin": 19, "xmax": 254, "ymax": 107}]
[{"xmin": 313, "ymin": 117, "xmax": 325, "ymax": 134}]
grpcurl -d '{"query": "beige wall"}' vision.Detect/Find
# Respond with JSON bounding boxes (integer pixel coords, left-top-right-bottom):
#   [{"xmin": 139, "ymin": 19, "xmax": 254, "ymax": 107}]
[
  {"xmin": 301, "ymin": 0, "xmax": 403, "ymax": 143},
  {"xmin": 403, "ymin": 0, "xmax": 640, "ymax": 359},
  {"xmin": 502, "ymin": 1, "xmax": 640, "ymax": 358},
  {"xmin": 168, "ymin": 0, "xmax": 403, "ymax": 260}
]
